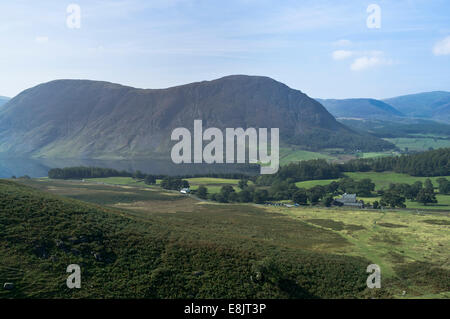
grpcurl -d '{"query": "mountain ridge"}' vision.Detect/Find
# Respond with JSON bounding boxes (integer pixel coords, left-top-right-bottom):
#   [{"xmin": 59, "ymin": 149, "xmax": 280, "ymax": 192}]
[
  {"xmin": 316, "ymin": 98, "xmax": 404, "ymax": 120},
  {"xmin": 0, "ymin": 75, "xmax": 393, "ymax": 159},
  {"xmin": 383, "ymin": 91, "xmax": 450, "ymax": 122}
]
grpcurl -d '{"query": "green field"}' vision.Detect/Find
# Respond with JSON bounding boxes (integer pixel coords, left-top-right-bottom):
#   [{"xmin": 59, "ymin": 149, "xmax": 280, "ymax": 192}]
[
  {"xmin": 87, "ymin": 177, "xmax": 247, "ymax": 194},
  {"xmin": 296, "ymin": 172, "xmax": 450, "ymax": 191},
  {"xmin": 295, "ymin": 179, "xmax": 340, "ymax": 189},
  {"xmin": 87, "ymin": 176, "xmax": 159, "ymax": 187},
  {"xmin": 344, "ymin": 172, "xmax": 450, "ymax": 190},
  {"xmin": 384, "ymin": 137, "xmax": 450, "ymax": 152},
  {"xmin": 357, "ymin": 152, "xmax": 396, "ymax": 159},
  {"xmin": 2, "ymin": 178, "xmax": 448, "ymax": 299},
  {"xmin": 279, "ymin": 148, "xmax": 333, "ymax": 165}
]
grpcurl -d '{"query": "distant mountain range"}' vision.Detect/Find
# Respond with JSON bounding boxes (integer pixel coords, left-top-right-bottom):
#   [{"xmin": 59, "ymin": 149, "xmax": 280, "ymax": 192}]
[
  {"xmin": 0, "ymin": 96, "xmax": 9, "ymax": 107},
  {"xmin": 383, "ymin": 91, "xmax": 450, "ymax": 122},
  {"xmin": 316, "ymin": 98, "xmax": 405, "ymax": 120},
  {"xmin": 0, "ymin": 75, "xmax": 392, "ymax": 159},
  {"xmin": 316, "ymin": 91, "xmax": 450, "ymax": 123}
]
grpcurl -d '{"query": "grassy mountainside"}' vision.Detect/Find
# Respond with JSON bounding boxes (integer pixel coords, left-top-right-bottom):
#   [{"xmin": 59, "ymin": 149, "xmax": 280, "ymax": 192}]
[
  {"xmin": 0, "ymin": 75, "xmax": 392, "ymax": 158},
  {"xmin": 316, "ymin": 98, "xmax": 405, "ymax": 120},
  {"xmin": 0, "ymin": 179, "xmax": 373, "ymax": 298}
]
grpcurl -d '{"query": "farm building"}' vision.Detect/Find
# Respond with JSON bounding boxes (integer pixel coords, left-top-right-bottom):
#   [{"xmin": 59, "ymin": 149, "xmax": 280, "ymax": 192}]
[{"xmin": 335, "ymin": 193, "xmax": 363, "ymax": 208}]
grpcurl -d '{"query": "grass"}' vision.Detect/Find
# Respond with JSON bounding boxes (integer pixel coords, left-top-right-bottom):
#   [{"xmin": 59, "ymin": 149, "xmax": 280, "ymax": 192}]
[
  {"xmin": 1, "ymin": 179, "xmax": 374, "ymax": 299},
  {"xmin": 294, "ymin": 172, "xmax": 450, "ymax": 193},
  {"xmin": 357, "ymin": 195, "xmax": 450, "ymax": 211},
  {"xmin": 5, "ymin": 178, "xmax": 449, "ymax": 298},
  {"xmin": 295, "ymin": 179, "xmax": 340, "ymax": 189},
  {"xmin": 356, "ymin": 152, "xmax": 394, "ymax": 159},
  {"xmin": 279, "ymin": 148, "xmax": 333, "ymax": 165},
  {"xmin": 270, "ymin": 205, "xmax": 450, "ymax": 298},
  {"xmin": 344, "ymin": 172, "xmax": 450, "ymax": 190}
]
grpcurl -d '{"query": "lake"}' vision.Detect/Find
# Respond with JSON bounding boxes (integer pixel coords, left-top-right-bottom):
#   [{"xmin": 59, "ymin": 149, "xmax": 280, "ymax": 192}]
[{"xmin": 0, "ymin": 156, "xmax": 259, "ymax": 178}]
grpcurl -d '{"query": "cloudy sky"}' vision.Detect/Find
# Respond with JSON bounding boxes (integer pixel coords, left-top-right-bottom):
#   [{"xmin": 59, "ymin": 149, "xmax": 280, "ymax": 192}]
[{"xmin": 1, "ymin": 0, "xmax": 449, "ymax": 98}]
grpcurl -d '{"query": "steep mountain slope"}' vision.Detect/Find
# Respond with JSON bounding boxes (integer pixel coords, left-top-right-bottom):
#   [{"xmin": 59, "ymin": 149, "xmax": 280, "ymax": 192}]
[
  {"xmin": 316, "ymin": 98, "xmax": 404, "ymax": 120},
  {"xmin": 384, "ymin": 91, "xmax": 450, "ymax": 122},
  {"xmin": 0, "ymin": 75, "xmax": 393, "ymax": 158}
]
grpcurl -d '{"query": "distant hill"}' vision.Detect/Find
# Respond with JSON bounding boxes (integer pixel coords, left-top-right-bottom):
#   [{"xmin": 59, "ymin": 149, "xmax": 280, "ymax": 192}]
[
  {"xmin": 0, "ymin": 96, "xmax": 9, "ymax": 107},
  {"xmin": 316, "ymin": 98, "xmax": 405, "ymax": 120},
  {"xmin": 0, "ymin": 75, "xmax": 393, "ymax": 159},
  {"xmin": 384, "ymin": 91, "xmax": 450, "ymax": 122}
]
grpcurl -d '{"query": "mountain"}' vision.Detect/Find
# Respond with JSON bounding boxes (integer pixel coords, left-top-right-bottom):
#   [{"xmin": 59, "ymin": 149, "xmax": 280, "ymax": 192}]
[
  {"xmin": 316, "ymin": 98, "xmax": 405, "ymax": 120},
  {"xmin": 384, "ymin": 91, "xmax": 450, "ymax": 122},
  {"xmin": 0, "ymin": 96, "xmax": 9, "ymax": 107},
  {"xmin": 0, "ymin": 75, "xmax": 393, "ymax": 159}
]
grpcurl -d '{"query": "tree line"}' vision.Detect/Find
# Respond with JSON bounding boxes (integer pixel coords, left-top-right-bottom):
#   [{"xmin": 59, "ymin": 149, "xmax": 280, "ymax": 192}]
[
  {"xmin": 197, "ymin": 176, "xmax": 448, "ymax": 208},
  {"xmin": 256, "ymin": 148, "xmax": 449, "ymax": 186}
]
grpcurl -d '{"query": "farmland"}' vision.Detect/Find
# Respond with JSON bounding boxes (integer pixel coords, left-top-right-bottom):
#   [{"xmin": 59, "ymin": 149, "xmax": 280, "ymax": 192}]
[{"xmin": 384, "ymin": 137, "xmax": 450, "ymax": 152}]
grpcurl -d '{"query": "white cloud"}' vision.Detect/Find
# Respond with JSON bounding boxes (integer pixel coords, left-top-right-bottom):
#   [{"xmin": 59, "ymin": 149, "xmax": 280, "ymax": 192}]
[
  {"xmin": 350, "ymin": 55, "xmax": 392, "ymax": 71},
  {"xmin": 333, "ymin": 39, "xmax": 352, "ymax": 47},
  {"xmin": 332, "ymin": 50, "xmax": 353, "ymax": 60},
  {"xmin": 35, "ymin": 36, "xmax": 48, "ymax": 44},
  {"xmin": 433, "ymin": 36, "xmax": 450, "ymax": 56}
]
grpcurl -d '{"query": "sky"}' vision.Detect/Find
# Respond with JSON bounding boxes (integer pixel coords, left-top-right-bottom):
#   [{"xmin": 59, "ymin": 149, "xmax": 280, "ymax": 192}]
[{"xmin": 0, "ymin": 0, "xmax": 449, "ymax": 99}]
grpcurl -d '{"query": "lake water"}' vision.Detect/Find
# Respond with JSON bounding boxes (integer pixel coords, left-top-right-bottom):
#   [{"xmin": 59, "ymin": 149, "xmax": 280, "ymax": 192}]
[{"xmin": 0, "ymin": 156, "xmax": 259, "ymax": 178}]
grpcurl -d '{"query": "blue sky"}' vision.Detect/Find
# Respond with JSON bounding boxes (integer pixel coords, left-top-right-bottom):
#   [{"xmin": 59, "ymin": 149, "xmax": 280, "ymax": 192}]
[{"xmin": 1, "ymin": 0, "xmax": 449, "ymax": 99}]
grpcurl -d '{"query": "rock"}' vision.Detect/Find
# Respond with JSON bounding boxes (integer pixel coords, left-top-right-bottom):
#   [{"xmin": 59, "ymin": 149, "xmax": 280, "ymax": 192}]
[{"xmin": 3, "ymin": 283, "xmax": 14, "ymax": 290}]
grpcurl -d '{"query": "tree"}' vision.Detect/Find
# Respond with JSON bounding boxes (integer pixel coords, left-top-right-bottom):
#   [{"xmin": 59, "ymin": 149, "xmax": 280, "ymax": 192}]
[
  {"xmin": 238, "ymin": 189, "xmax": 253, "ymax": 203},
  {"xmin": 292, "ymin": 189, "xmax": 308, "ymax": 205},
  {"xmin": 380, "ymin": 192, "xmax": 406, "ymax": 208},
  {"xmin": 325, "ymin": 181, "xmax": 339, "ymax": 195},
  {"xmin": 356, "ymin": 178, "xmax": 375, "ymax": 196},
  {"xmin": 238, "ymin": 179, "xmax": 248, "ymax": 190},
  {"xmin": 144, "ymin": 175, "xmax": 156, "ymax": 185},
  {"xmin": 253, "ymin": 190, "xmax": 269, "ymax": 204},
  {"xmin": 133, "ymin": 170, "xmax": 145, "ymax": 179},
  {"xmin": 219, "ymin": 185, "xmax": 235, "ymax": 202},
  {"xmin": 181, "ymin": 180, "xmax": 190, "ymax": 189},
  {"xmin": 307, "ymin": 186, "xmax": 326, "ymax": 205},
  {"xmin": 197, "ymin": 186, "xmax": 208, "ymax": 199},
  {"xmin": 437, "ymin": 178, "xmax": 450, "ymax": 194},
  {"xmin": 416, "ymin": 189, "xmax": 437, "ymax": 206},
  {"xmin": 424, "ymin": 178, "xmax": 434, "ymax": 192},
  {"xmin": 372, "ymin": 201, "xmax": 379, "ymax": 209},
  {"xmin": 323, "ymin": 195, "xmax": 333, "ymax": 207}
]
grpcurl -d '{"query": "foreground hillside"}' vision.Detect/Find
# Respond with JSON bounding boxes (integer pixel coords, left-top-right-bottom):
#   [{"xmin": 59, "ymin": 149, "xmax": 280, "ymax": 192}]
[
  {"xmin": 0, "ymin": 75, "xmax": 392, "ymax": 158},
  {"xmin": 0, "ymin": 179, "xmax": 374, "ymax": 299}
]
